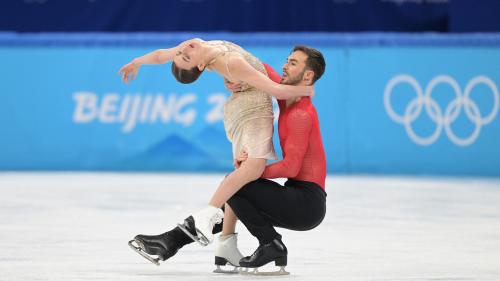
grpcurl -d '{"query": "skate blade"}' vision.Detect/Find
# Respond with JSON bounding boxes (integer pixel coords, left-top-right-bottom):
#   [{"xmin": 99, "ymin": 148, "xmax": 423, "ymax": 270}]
[
  {"xmin": 213, "ymin": 265, "xmax": 239, "ymax": 274},
  {"xmin": 128, "ymin": 240, "xmax": 160, "ymax": 266},
  {"xmin": 177, "ymin": 223, "xmax": 210, "ymax": 246},
  {"xmin": 239, "ymin": 266, "xmax": 290, "ymax": 276}
]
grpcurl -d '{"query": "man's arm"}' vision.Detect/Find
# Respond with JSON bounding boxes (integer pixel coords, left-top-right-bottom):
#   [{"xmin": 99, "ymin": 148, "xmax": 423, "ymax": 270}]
[
  {"xmin": 262, "ymin": 109, "xmax": 312, "ymax": 178},
  {"xmin": 262, "ymin": 63, "xmax": 281, "ymax": 84}
]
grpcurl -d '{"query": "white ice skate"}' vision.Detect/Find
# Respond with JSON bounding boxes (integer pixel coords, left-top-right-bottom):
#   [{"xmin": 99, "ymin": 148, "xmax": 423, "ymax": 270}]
[
  {"xmin": 177, "ymin": 205, "xmax": 224, "ymax": 246},
  {"xmin": 213, "ymin": 233, "xmax": 244, "ymax": 274}
]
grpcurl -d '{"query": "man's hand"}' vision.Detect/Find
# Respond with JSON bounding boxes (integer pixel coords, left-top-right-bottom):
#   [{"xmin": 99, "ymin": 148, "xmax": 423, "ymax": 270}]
[
  {"xmin": 233, "ymin": 151, "xmax": 248, "ymax": 169},
  {"xmin": 118, "ymin": 60, "xmax": 141, "ymax": 84},
  {"xmin": 224, "ymin": 79, "xmax": 243, "ymax": 92}
]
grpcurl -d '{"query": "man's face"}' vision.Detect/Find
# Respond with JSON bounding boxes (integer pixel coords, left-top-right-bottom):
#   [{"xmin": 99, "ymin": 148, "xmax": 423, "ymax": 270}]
[{"xmin": 281, "ymin": 51, "xmax": 308, "ymax": 85}]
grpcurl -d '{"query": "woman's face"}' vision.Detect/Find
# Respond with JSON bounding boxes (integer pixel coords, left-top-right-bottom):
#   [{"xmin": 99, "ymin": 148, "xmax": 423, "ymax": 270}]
[{"xmin": 173, "ymin": 42, "xmax": 203, "ymax": 70}]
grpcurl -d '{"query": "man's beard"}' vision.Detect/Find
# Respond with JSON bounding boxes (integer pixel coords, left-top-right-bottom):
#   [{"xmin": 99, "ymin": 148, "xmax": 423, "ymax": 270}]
[{"xmin": 281, "ymin": 70, "xmax": 305, "ymax": 85}]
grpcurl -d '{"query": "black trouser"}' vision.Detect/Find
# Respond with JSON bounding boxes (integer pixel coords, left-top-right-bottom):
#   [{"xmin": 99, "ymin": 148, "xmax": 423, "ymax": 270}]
[{"xmin": 227, "ymin": 178, "xmax": 327, "ymax": 245}]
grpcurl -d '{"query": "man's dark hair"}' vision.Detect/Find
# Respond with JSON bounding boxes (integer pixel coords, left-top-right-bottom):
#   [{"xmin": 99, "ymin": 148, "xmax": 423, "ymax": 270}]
[
  {"xmin": 171, "ymin": 62, "xmax": 203, "ymax": 84},
  {"xmin": 293, "ymin": 45, "xmax": 326, "ymax": 84}
]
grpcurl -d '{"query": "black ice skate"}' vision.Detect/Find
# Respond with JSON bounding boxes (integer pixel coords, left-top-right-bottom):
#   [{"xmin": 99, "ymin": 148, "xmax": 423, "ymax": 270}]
[
  {"xmin": 128, "ymin": 229, "xmax": 190, "ymax": 265},
  {"xmin": 239, "ymin": 238, "xmax": 290, "ymax": 276}
]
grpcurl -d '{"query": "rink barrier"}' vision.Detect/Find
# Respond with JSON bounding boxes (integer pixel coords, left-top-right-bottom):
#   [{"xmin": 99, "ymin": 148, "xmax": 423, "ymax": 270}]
[
  {"xmin": 3, "ymin": 32, "xmax": 500, "ymax": 47},
  {"xmin": 1, "ymin": 32, "xmax": 499, "ymax": 176}
]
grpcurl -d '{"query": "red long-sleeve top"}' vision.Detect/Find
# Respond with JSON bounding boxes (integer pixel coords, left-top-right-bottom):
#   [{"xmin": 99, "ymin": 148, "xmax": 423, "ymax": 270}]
[{"xmin": 261, "ymin": 64, "xmax": 327, "ymax": 189}]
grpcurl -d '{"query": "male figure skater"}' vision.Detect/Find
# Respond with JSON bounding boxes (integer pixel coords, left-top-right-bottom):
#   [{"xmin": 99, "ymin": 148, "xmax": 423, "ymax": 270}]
[{"xmin": 227, "ymin": 45, "xmax": 327, "ymax": 275}]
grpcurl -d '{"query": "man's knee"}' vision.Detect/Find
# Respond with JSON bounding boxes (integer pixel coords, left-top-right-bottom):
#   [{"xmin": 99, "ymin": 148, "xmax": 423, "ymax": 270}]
[
  {"xmin": 226, "ymin": 193, "xmax": 245, "ymax": 215},
  {"xmin": 227, "ymin": 193, "xmax": 239, "ymax": 205},
  {"xmin": 289, "ymin": 211, "xmax": 326, "ymax": 231}
]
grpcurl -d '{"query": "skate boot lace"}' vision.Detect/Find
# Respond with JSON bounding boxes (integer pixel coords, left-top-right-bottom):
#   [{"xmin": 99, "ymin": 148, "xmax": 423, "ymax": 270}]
[{"xmin": 210, "ymin": 211, "xmax": 223, "ymax": 225}]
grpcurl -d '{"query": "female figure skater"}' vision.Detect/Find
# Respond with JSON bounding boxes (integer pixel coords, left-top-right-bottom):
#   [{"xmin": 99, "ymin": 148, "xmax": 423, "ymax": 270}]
[{"xmin": 119, "ymin": 38, "xmax": 313, "ymax": 269}]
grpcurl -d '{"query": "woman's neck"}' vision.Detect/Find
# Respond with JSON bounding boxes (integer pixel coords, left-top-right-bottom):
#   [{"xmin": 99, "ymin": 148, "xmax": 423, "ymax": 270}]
[{"xmin": 201, "ymin": 44, "xmax": 224, "ymax": 69}]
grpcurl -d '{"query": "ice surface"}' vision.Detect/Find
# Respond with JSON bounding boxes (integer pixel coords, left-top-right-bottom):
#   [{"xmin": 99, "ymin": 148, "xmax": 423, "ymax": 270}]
[{"xmin": 1, "ymin": 173, "xmax": 499, "ymax": 281}]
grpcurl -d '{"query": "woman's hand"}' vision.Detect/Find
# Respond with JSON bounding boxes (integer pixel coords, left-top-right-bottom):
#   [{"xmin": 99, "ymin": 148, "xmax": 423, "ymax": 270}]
[
  {"xmin": 118, "ymin": 60, "xmax": 141, "ymax": 84},
  {"xmin": 233, "ymin": 151, "xmax": 248, "ymax": 169},
  {"xmin": 224, "ymin": 79, "xmax": 243, "ymax": 92},
  {"xmin": 307, "ymin": 85, "xmax": 315, "ymax": 99}
]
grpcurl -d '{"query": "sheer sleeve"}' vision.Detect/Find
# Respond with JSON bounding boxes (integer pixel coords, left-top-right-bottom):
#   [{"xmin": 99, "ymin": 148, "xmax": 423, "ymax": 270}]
[
  {"xmin": 262, "ymin": 63, "xmax": 281, "ymax": 83},
  {"xmin": 262, "ymin": 109, "xmax": 312, "ymax": 179},
  {"xmin": 262, "ymin": 63, "xmax": 286, "ymax": 108}
]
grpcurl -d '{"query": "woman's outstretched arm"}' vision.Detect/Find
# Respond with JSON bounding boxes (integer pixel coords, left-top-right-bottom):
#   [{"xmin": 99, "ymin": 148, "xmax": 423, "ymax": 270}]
[{"xmin": 118, "ymin": 38, "xmax": 201, "ymax": 83}]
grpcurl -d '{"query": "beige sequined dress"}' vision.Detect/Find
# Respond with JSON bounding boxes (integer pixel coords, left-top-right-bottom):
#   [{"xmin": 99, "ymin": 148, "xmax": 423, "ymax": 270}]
[{"xmin": 206, "ymin": 40, "xmax": 277, "ymax": 160}]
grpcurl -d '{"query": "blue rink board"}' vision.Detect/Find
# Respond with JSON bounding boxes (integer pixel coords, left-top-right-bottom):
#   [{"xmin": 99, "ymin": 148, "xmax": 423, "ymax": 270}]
[{"xmin": 1, "ymin": 33, "xmax": 499, "ymax": 176}]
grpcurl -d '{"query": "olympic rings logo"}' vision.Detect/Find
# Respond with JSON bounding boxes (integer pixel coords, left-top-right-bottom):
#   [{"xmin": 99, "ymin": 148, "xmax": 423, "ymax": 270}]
[{"xmin": 384, "ymin": 75, "xmax": 499, "ymax": 146}]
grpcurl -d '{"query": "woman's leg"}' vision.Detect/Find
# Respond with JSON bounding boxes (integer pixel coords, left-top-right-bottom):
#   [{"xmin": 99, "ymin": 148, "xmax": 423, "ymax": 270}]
[
  {"xmin": 221, "ymin": 203, "xmax": 238, "ymax": 236},
  {"xmin": 181, "ymin": 158, "xmax": 265, "ymax": 246},
  {"xmin": 208, "ymin": 157, "xmax": 266, "ymax": 208},
  {"xmin": 215, "ymin": 203, "xmax": 245, "ymax": 269}
]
